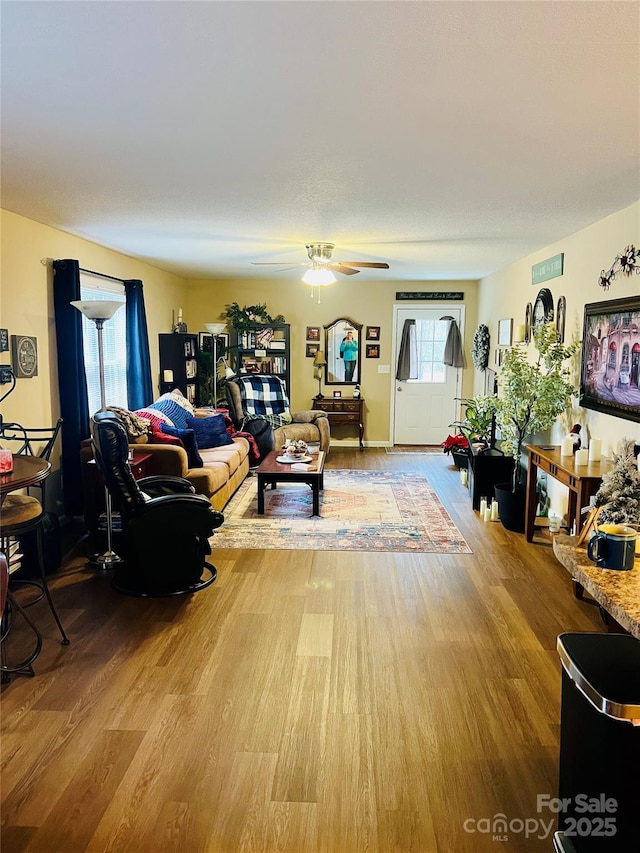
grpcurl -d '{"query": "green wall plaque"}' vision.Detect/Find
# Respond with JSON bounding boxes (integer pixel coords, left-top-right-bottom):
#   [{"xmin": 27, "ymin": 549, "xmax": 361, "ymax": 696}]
[{"xmin": 532, "ymin": 253, "xmax": 564, "ymax": 285}]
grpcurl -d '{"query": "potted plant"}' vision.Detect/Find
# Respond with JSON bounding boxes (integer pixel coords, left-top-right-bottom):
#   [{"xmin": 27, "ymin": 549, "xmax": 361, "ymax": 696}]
[
  {"xmin": 490, "ymin": 322, "xmax": 579, "ymax": 531},
  {"xmin": 443, "ymin": 396, "xmax": 496, "ymax": 469}
]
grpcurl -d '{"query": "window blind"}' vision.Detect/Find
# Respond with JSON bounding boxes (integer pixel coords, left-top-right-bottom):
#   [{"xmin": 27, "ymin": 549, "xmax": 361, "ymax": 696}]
[{"xmin": 79, "ymin": 273, "xmax": 128, "ymax": 414}]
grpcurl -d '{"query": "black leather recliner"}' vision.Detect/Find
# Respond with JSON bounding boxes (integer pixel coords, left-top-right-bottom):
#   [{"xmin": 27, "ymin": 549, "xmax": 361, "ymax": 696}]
[{"xmin": 90, "ymin": 412, "xmax": 223, "ymax": 596}]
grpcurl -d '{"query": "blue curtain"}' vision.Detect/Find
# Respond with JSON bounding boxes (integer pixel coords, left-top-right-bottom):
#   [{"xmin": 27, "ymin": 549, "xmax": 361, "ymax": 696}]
[
  {"xmin": 124, "ymin": 279, "xmax": 153, "ymax": 409},
  {"xmin": 53, "ymin": 259, "xmax": 90, "ymax": 516}
]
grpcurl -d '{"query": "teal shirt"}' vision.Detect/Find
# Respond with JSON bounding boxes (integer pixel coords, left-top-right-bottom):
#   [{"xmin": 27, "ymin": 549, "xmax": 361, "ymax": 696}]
[{"xmin": 340, "ymin": 339, "xmax": 358, "ymax": 362}]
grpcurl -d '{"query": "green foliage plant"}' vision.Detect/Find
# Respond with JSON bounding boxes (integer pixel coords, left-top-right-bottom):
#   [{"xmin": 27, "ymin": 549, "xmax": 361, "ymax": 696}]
[
  {"xmin": 449, "ymin": 396, "xmax": 495, "ymax": 445},
  {"xmin": 224, "ymin": 302, "xmax": 286, "ymax": 334},
  {"xmin": 493, "ymin": 322, "xmax": 580, "ymax": 491}
]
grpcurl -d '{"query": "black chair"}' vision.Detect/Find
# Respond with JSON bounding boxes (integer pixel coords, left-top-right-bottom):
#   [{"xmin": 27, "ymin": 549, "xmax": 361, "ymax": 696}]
[{"xmin": 90, "ymin": 413, "xmax": 223, "ymax": 596}]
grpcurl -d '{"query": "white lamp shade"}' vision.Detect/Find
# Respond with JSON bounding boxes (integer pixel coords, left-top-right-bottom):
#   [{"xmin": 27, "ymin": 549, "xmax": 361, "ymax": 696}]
[
  {"xmin": 204, "ymin": 323, "xmax": 226, "ymax": 334},
  {"xmin": 302, "ymin": 267, "xmax": 337, "ymax": 286},
  {"xmin": 71, "ymin": 300, "xmax": 125, "ymax": 321}
]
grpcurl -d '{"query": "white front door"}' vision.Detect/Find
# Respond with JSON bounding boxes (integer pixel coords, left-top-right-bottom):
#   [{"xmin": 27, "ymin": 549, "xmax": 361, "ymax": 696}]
[{"xmin": 392, "ymin": 306, "xmax": 463, "ymax": 445}]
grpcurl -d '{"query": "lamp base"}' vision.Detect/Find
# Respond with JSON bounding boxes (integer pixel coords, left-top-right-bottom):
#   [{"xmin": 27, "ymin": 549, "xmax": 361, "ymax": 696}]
[
  {"xmin": 87, "ymin": 550, "xmax": 124, "ymax": 572},
  {"xmin": 315, "ymin": 392, "xmax": 324, "ymax": 399}
]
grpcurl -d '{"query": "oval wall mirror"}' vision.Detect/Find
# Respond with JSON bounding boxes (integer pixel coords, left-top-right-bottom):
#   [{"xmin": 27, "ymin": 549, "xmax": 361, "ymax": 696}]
[{"xmin": 324, "ymin": 317, "xmax": 362, "ymax": 385}]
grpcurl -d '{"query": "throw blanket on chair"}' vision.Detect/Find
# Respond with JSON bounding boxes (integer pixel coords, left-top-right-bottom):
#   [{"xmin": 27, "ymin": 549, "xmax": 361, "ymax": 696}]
[{"xmin": 239, "ymin": 375, "xmax": 293, "ymax": 430}]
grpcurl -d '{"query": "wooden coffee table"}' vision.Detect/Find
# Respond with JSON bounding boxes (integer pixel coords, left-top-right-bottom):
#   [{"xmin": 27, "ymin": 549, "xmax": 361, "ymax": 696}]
[{"xmin": 256, "ymin": 450, "xmax": 325, "ymax": 516}]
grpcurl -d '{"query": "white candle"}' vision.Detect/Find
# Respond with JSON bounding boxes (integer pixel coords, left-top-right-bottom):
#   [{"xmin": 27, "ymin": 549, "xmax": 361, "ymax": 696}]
[
  {"xmin": 575, "ymin": 448, "xmax": 589, "ymax": 466},
  {"xmin": 588, "ymin": 438, "xmax": 602, "ymax": 463},
  {"xmin": 561, "ymin": 437, "xmax": 574, "ymax": 456},
  {"xmin": 480, "ymin": 498, "xmax": 487, "ymax": 517},
  {"xmin": 163, "ymin": 369, "xmax": 174, "ymax": 383},
  {"xmin": 491, "ymin": 501, "xmax": 499, "ymax": 521},
  {"xmin": 460, "ymin": 468, "xmax": 468, "ymax": 487},
  {"xmin": 484, "ymin": 506, "xmax": 491, "ymax": 522}
]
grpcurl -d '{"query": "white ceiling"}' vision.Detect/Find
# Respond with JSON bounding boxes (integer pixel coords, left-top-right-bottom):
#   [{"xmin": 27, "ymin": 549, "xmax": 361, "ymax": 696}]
[{"xmin": 2, "ymin": 1, "xmax": 639, "ymax": 282}]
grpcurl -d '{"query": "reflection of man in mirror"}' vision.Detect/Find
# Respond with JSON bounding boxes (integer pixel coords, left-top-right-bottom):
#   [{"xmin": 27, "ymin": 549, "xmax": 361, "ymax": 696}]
[{"xmin": 340, "ymin": 329, "xmax": 358, "ymax": 381}]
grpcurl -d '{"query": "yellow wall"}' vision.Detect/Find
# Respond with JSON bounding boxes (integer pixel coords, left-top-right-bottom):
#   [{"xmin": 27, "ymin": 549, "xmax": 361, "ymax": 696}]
[
  {"xmin": 1, "ymin": 209, "xmax": 186, "ymax": 513},
  {"xmin": 183, "ymin": 277, "xmax": 479, "ymax": 446},
  {"xmin": 478, "ymin": 200, "xmax": 640, "ymax": 517},
  {"xmin": 4, "ymin": 197, "xmax": 636, "ymax": 509},
  {"xmin": 478, "ymin": 200, "xmax": 640, "ymax": 452}
]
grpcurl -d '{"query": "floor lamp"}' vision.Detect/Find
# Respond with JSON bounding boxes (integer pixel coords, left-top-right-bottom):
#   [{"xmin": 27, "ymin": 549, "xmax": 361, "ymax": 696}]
[{"xmin": 71, "ymin": 299, "xmax": 125, "ymax": 569}]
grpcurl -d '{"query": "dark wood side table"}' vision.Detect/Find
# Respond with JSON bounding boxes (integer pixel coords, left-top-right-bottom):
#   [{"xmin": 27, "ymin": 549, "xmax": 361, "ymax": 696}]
[
  {"xmin": 129, "ymin": 451, "xmax": 152, "ymax": 481},
  {"xmin": 525, "ymin": 445, "xmax": 614, "ymax": 542},
  {"xmin": 312, "ymin": 396, "xmax": 364, "ymax": 450}
]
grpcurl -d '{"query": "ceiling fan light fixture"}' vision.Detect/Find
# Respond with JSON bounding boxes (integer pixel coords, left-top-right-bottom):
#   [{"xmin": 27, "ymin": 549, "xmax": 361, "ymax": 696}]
[{"xmin": 302, "ymin": 267, "xmax": 336, "ymax": 286}]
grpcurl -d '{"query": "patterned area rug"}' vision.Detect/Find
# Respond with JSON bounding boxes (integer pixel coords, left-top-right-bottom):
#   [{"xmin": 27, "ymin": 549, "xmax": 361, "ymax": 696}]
[
  {"xmin": 212, "ymin": 469, "xmax": 471, "ymax": 552},
  {"xmin": 385, "ymin": 445, "xmax": 442, "ymax": 454}
]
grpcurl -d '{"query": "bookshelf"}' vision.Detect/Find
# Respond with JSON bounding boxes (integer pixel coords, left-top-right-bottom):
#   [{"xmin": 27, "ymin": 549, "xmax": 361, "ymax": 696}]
[{"xmin": 230, "ymin": 323, "xmax": 290, "ymax": 394}]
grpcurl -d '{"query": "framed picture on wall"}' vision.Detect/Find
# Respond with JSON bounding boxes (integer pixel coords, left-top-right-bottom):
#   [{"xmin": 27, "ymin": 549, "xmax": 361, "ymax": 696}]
[
  {"xmin": 0, "ymin": 328, "xmax": 8, "ymax": 352},
  {"xmin": 366, "ymin": 344, "xmax": 380, "ymax": 358},
  {"xmin": 306, "ymin": 343, "xmax": 320, "ymax": 358},
  {"xmin": 498, "ymin": 318, "xmax": 513, "ymax": 347},
  {"xmin": 556, "ymin": 296, "xmax": 566, "ymax": 343},
  {"xmin": 366, "ymin": 326, "xmax": 380, "ymax": 340},
  {"xmin": 11, "ymin": 335, "xmax": 38, "ymax": 378},
  {"xmin": 198, "ymin": 332, "xmax": 213, "ymax": 352},
  {"xmin": 306, "ymin": 327, "xmax": 320, "ymax": 341}
]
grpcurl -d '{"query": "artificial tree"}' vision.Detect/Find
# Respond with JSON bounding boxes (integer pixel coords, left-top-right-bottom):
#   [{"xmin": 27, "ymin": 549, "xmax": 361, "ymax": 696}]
[
  {"xmin": 594, "ymin": 439, "xmax": 640, "ymax": 527},
  {"xmin": 491, "ymin": 322, "xmax": 579, "ymax": 492}
]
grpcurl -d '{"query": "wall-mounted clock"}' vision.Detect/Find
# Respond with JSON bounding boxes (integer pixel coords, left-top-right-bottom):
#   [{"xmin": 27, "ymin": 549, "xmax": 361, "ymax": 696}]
[
  {"xmin": 532, "ymin": 288, "xmax": 554, "ymax": 331},
  {"xmin": 11, "ymin": 335, "xmax": 38, "ymax": 378}
]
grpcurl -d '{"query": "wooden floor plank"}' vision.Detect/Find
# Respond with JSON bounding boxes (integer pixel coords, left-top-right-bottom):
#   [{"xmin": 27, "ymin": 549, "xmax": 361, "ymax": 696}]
[{"xmin": 1, "ymin": 449, "xmax": 607, "ymax": 853}]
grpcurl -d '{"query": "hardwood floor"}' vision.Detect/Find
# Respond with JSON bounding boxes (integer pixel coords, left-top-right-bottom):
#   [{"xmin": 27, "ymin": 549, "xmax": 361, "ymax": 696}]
[{"xmin": 1, "ymin": 450, "xmax": 603, "ymax": 852}]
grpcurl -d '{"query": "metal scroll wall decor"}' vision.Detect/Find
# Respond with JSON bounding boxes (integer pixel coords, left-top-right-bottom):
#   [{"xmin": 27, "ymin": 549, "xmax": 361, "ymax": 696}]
[{"xmin": 598, "ymin": 244, "xmax": 639, "ymax": 290}]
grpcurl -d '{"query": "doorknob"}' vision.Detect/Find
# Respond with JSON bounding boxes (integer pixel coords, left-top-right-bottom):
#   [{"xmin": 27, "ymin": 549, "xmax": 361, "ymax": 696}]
[{"xmin": 397, "ymin": 386, "xmax": 403, "ymax": 392}]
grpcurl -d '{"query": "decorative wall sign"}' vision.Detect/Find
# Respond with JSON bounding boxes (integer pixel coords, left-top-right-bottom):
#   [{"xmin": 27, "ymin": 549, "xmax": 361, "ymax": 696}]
[
  {"xmin": 396, "ymin": 292, "xmax": 464, "ymax": 301},
  {"xmin": 0, "ymin": 328, "xmax": 8, "ymax": 352},
  {"xmin": 532, "ymin": 253, "xmax": 564, "ymax": 285},
  {"xmin": 11, "ymin": 335, "xmax": 38, "ymax": 378},
  {"xmin": 598, "ymin": 244, "xmax": 639, "ymax": 290}
]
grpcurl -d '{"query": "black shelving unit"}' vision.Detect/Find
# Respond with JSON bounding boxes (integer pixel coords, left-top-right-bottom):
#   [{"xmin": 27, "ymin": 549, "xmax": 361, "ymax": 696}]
[
  {"xmin": 230, "ymin": 323, "xmax": 290, "ymax": 395},
  {"xmin": 158, "ymin": 333, "xmax": 199, "ymax": 405}
]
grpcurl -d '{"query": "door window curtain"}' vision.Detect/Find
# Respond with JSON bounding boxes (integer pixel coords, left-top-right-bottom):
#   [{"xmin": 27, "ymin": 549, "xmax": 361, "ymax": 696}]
[
  {"xmin": 442, "ymin": 317, "xmax": 465, "ymax": 368},
  {"xmin": 396, "ymin": 319, "xmax": 417, "ymax": 380},
  {"xmin": 124, "ymin": 279, "xmax": 153, "ymax": 409},
  {"xmin": 53, "ymin": 259, "xmax": 90, "ymax": 516}
]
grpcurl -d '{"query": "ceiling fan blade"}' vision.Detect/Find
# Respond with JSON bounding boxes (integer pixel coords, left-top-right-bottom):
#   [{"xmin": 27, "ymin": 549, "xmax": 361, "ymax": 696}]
[
  {"xmin": 328, "ymin": 264, "xmax": 360, "ymax": 276},
  {"xmin": 337, "ymin": 261, "xmax": 390, "ymax": 269}
]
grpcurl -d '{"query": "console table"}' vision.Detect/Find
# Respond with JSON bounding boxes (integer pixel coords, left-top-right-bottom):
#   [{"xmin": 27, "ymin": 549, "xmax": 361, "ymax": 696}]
[
  {"xmin": 312, "ymin": 396, "xmax": 364, "ymax": 450},
  {"xmin": 525, "ymin": 445, "xmax": 613, "ymax": 543}
]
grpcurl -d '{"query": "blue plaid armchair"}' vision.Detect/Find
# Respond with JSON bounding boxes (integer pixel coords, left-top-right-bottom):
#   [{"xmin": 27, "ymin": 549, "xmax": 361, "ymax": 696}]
[{"xmin": 226, "ymin": 375, "xmax": 330, "ymax": 454}]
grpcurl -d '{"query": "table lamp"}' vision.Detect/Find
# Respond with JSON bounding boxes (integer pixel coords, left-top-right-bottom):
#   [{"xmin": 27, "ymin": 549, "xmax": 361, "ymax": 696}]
[
  {"xmin": 71, "ymin": 299, "xmax": 125, "ymax": 569},
  {"xmin": 313, "ymin": 350, "xmax": 327, "ymax": 398}
]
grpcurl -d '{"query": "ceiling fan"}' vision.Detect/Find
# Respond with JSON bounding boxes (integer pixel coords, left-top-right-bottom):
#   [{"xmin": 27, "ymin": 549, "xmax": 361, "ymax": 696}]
[{"xmin": 251, "ymin": 242, "xmax": 390, "ymax": 277}]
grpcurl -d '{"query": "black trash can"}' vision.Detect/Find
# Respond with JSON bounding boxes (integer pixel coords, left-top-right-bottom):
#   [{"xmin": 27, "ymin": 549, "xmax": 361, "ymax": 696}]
[{"xmin": 556, "ymin": 633, "xmax": 640, "ymax": 851}]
